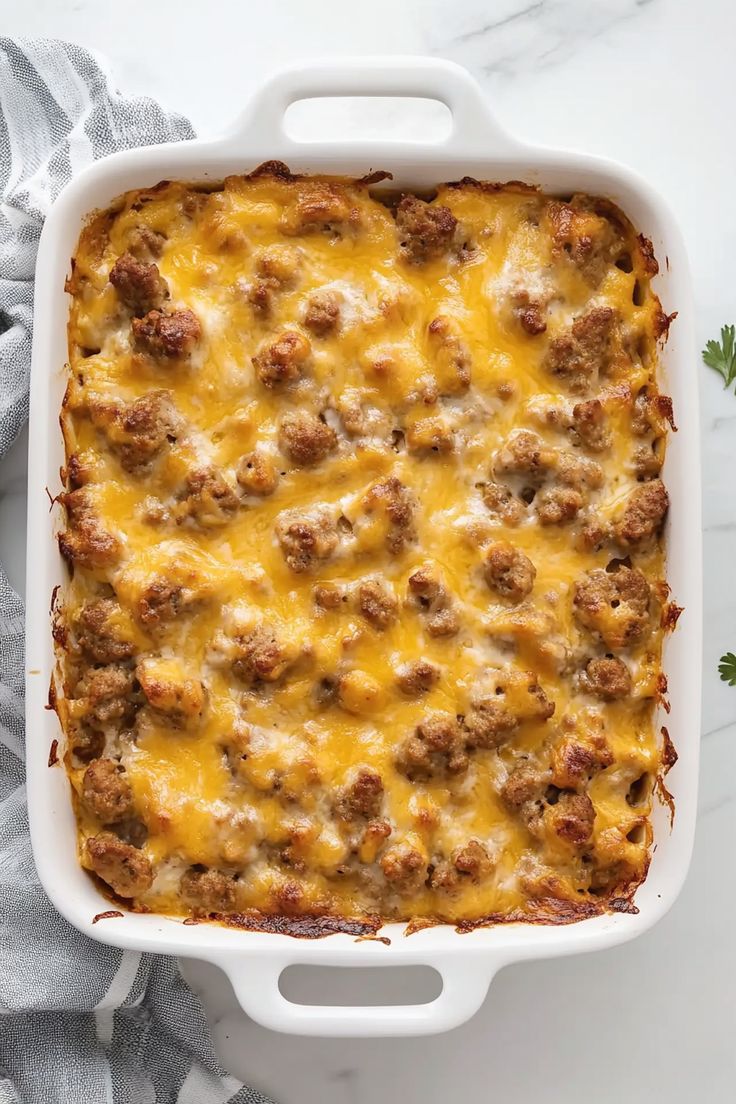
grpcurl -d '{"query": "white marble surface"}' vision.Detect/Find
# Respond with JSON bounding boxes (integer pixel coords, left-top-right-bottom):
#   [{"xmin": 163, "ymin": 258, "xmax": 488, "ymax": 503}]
[{"xmin": 2, "ymin": 0, "xmax": 735, "ymax": 1098}]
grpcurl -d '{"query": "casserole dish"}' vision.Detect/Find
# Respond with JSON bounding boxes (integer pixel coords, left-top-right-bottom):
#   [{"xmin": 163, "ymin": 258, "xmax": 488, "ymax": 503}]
[{"xmin": 26, "ymin": 57, "xmax": 700, "ymax": 1037}]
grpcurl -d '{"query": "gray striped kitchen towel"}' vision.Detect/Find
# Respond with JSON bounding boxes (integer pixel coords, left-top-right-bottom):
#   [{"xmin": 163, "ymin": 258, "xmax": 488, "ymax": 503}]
[{"xmin": 0, "ymin": 39, "xmax": 276, "ymax": 1104}]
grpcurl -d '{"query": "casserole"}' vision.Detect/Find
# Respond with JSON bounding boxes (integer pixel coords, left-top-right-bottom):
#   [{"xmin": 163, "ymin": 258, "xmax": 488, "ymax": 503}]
[
  {"xmin": 57, "ymin": 170, "xmax": 670, "ymax": 922},
  {"xmin": 26, "ymin": 57, "xmax": 700, "ymax": 1037}
]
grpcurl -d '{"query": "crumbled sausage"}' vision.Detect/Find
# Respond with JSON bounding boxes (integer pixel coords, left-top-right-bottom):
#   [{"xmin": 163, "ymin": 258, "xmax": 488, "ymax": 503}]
[
  {"xmin": 126, "ymin": 225, "xmax": 165, "ymax": 260},
  {"xmin": 546, "ymin": 791, "xmax": 595, "ymax": 847},
  {"xmin": 136, "ymin": 577, "xmax": 194, "ymax": 629},
  {"xmin": 613, "ymin": 479, "xmax": 668, "ymax": 548},
  {"xmin": 631, "ymin": 390, "xmax": 653, "ymax": 436},
  {"xmin": 463, "ymin": 696, "xmax": 517, "ymax": 749},
  {"xmin": 429, "ymin": 838, "xmax": 494, "ymax": 892},
  {"xmin": 107, "ymin": 390, "xmax": 179, "ymax": 472},
  {"xmin": 395, "ymin": 195, "xmax": 458, "ymax": 263},
  {"xmin": 358, "ymin": 577, "xmax": 398, "ymax": 630},
  {"xmin": 362, "ymin": 476, "xmax": 416, "ymax": 555},
  {"xmin": 573, "ymin": 565, "xmax": 651, "ymax": 648},
  {"xmin": 176, "ymin": 467, "xmax": 240, "ymax": 527},
  {"xmin": 481, "ymin": 481, "xmax": 525, "ymax": 526},
  {"xmin": 303, "ymin": 289, "xmax": 341, "ymax": 336},
  {"xmin": 136, "ymin": 657, "xmax": 205, "ymax": 727},
  {"xmin": 547, "ymin": 199, "xmax": 622, "ymax": 287},
  {"xmin": 425, "ymin": 607, "xmax": 460, "ymax": 637},
  {"xmin": 426, "ymin": 315, "xmax": 472, "ymax": 393},
  {"xmin": 494, "ymin": 429, "xmax": 555, "ymax": 482},
  {"xmin": 276, "ymin": 508, "xmax": 339, "ymax": 572},
  {"xmin": 86, "ymin": 832, "xmax": 152, "ymax": 897},
  {"xmin": 246, "ymin": 245, "xmax": 301, "ymax": 314},
  {"xmin": 571, "ymin": 399, "xmax": 611, "ymax": 452},
  {"xmin": 336, "ymin": 768, "xmax": 384, "ymax": 820},
  {"xmin": 73, "ymin": 664, "xmax": 139, "ymax": 729},
  {"xmin": 501, "ymin": 764, "xmax": 547, "ymax": 810},
  {"xmin": 236, "ymin": 449, "xmax": 279, "ymax": 496},
  {"xmin": 245, "ymin": 281, "xmax": 275, "ymax": 317},
  {"xmin": 395, "ymin": 713, "xmax": 468, "ymax": 779},
  {"xmin": 396, "ymin": 660, "xmax": 440, "ymax": 696},
  {"xmin": 577, "ymin": 517, "xmax": 611, "ymax": 553},
  {"xmin": 483, "ymin": 541, "xmax": 536, "ymax": 601},
  {"xmin": 550, "ymin": 734, "xmax": 613, "ymax": 789},
  {"xmin": 253, "ymin": 329, "xmax": 311, "ymax": 387},
  {"xmin": 232, "ymin": 625, "xmax": 292, "ymax": 684},
  {"xmin": 255, "ymin": 244, "xmax": 302, "ymax": 283},
  {"xmin": 335, "ymin": 391, "xmax": 373, "ymax": 437},
  {"xmin": 512, "ymin": 290, "xmax": 547, "ymax": 335},
  {"xmin": 69, "ymin": 726, "xmax": 105, "ymax": 764},
  {"xmin": 270, "ymin": 879, "xmax": 306, "ymax": 915},
  {"xmin": 542, "ymin": 307, "xmax": 616, "ymax": 393},
  {"xmin": 181, "ymin": 190, "xmax": 209, "ymax": 219},
  {"xmin": 406, "ymin": 416, "xmax": 454, "ymax": 454},
  {"xmin": 407, "ymin": 565, "xmax": 459, "ymax": 637},
  {"xmin": 583, "ymin": 656, "xmax": 631, "ymax": 700},
  {"xmin": 380, "ymin": 842, "xmax": 427, "ymax": 890},
  {"xmin": 357, "ymin": 818, "xmax": 392, "ymax": 863},
  {"xmin": 557, "ymin": 451, "xmax": 604, "ymax": 491},
  {"xmin": 64, "ymin": 452, "xmax": 94, "ymax": 489},
  {"xmin": 132, "ymin": 308, "xmax": 201, "ymax": 358},
  {"xmin": 278, "ymin": 411, "xmax": 337, "ymax": 466},
  {"xmin": 313, "ymin": 582, "xmax": 344, "ymax": 610},
  {"xmin": 58, "ymin": 489, "xmax": 121, "ymax": 570},
  {"xmin": 631, "ymin": 443, "xmax": 663, "ymax": 479},
  {"xmin": 75, "ymin": 599, "xmax": 135, "ymax": 663},
  {"xmin": 180, "ymin": 867, "xmax": 238, "ymax": 912},
  {"xmin": 280, "ymin": 183, "xmax": 359, "ymax": 236},
  {"xmin": 535, "ymin": 486, "xmax": 584, "ymax": 525},
  {"xmin": 453, "ymin": 838, "xmax": 493, "ymax": 881},
  {"xmin": 82, "ymin": 758, "xmax": 134, "ymax": 823},
  {"xmin": 109, "ymin": 252, "xmax": 169, "ymax": 315},
  {"xmin": 464, "ymin": 671, "xmax": 554, "ymax": 749}
]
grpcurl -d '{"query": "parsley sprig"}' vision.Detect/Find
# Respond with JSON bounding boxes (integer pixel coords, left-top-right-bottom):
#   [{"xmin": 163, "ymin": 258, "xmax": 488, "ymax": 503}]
[
  {"xmin": 703, "ymin": 324, "xmax": 736, "ymax": 389},
  {"xmin": 718, "ymin": 653, "xmax": 736, "ymax": 686}
]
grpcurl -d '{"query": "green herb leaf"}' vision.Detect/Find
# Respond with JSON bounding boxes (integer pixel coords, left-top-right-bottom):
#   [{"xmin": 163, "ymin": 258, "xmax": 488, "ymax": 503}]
[
  {"xmin": 703, "ymin": 324, "xmax": 736, "ymax": 388},
  {"xmin": 718, "ymin": 652, "xmax": 736, "ymax": 686}
]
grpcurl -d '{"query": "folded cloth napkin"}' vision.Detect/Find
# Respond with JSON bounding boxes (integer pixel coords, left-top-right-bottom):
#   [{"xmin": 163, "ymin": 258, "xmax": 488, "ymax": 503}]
[{"xmin": 0, "ymin": 39, "xmax": 276, "ymax": 1104}]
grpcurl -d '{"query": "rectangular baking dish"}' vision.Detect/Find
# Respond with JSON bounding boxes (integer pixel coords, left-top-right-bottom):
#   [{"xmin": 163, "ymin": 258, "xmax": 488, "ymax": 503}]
[{"xmin": 25, "ymin": 57, "xmax": 701, "ymax": 1037}]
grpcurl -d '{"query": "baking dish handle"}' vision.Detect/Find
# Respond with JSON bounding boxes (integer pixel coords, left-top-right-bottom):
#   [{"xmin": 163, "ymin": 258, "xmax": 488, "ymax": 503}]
[
  {"xmin": 222, "ymin": 56, "xmax": 522, "ymax": 157},
  {"xmin": 216, "ymin": 953, "xmax": 500, "ymax": 1037}
]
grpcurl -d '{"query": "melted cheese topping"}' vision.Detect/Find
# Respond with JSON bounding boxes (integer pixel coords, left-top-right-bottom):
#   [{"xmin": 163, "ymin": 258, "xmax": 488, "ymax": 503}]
[{"xmin": 58, "ymin": 170, "xmax": 670, "ymax": 924}]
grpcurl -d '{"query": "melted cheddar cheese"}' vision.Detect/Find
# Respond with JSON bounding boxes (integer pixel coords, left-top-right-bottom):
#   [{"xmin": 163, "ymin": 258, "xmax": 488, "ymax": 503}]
[{"xmin": 56, "ymin": 166, "xmax": 672, "ymax": 925}]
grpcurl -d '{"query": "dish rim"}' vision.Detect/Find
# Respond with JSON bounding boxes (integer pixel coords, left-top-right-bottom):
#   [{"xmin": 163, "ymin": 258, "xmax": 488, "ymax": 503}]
[{"xmin": 24, "ymin": 56, "xmax": 701, "ymax": 1037}]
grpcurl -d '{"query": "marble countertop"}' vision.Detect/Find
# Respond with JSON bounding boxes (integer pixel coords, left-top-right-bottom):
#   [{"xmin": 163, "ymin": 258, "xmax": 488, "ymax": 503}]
[{"xmin": 2, "ymin": 0, "xmax": 734, "ymax": 1099}]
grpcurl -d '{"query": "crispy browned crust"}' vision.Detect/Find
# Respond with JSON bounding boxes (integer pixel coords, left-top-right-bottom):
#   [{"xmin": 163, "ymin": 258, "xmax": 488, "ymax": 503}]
[
  {"xmin": 359, "ymin": 170, "xmax": 393, "ymax": 186},
  {"xmin": 92, "ymin": 910, "xmax": 124, "ymax": 923},
  {"xmin": 245, "ymin": 160, "xmax": 299, "ymax": 181},
  {"xmin": 454, "ymin": 897, "xmax": 605, "ymax": 931},
  {"xmin": 218, "ymin": 911, "xmax": 382, "ymax": 938},
  {"xmin": 445, "ymin": 176, "xmax": 539, "ymax": 195},
  {"xmin": 662, "ymin": 602, "xmax": 684, "ymax": 631},
  {"xmin": 609, "ymin": 897, "xmax": 640, "ymax": 915},
  {"xmin": 637, "ymin": 233, "xmax": 659, "ymax": 276},
  {"xmin": 660, "ymin": 726, "xmax": 678, "ymax": 772},
  {"xmin": 654, "ymin": 727, "xmax": 677, "ymax": 827},
  {"xmin": 652, "ymin": 394, "xmax": 677, "ymax": 430},
  {"xmin": 84, "ymin": 888, "xmax": 650, "ymax": 937},
  {"xmin": 656, "ymin": 671, "xmax": 671, "ymax": 713},
  {"xmin": 654, "ymin": 308, "xmax": 677, "ymax": 340}
]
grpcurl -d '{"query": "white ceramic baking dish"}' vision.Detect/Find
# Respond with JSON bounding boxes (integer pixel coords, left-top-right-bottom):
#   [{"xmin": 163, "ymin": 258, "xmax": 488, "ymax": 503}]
[{"xmin": 25, "ymin": 57, "xmax": 701, "ymax": 1038}]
